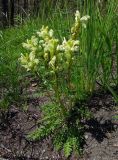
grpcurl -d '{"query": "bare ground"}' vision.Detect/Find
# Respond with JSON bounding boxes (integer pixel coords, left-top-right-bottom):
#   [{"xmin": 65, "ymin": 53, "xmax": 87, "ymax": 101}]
[{"xmin": 0, "ymin": 90, "xmax": 118, "ymax": 160}]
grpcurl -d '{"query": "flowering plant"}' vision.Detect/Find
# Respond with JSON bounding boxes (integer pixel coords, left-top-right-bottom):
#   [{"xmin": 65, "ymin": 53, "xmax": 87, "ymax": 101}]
[
  {"xmin": 19, "ymin": 10, "xmax": 90, "ymax": 73},
  {"xmin": 19, "ymin": 10, "xmax": 90, "ymax": 157}
]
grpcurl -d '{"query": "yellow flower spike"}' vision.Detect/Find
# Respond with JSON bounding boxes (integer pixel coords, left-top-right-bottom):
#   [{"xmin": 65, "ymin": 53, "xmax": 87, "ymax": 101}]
[
  {"xmin": 57, "ymin": 44, "xmax": 64, "ymax": 52},
  {"xmin": 75, "ymin": 10, "xmax": 90, "ymax": 26},
  {"xmin": 49, "ymin": 29, "xmax": 54, "ymax": 38},
  {"xmin": 22, "ymin": 36, "xmax": 39, "ymax": 52},
  {"xmin": 44, "ymin": 38, "xmax": 59, "ymax": 58},
  {"xmin": 29, "ymin": 51, "xmax": 35, "ymax": 61},
  {"xmin": 80, "ymin": 15, "xmax": 90, "ymax": 22},
  {"xmin": 49, "ymin": 56, "xmax": 56, "ymax": 70},
  {"xmin": 26, "ymin": 58, "xmax": 39, "ymax": 71},
  {"xmin": 71, "ymin": 10, "xmax": 90, "ymax": 39},
  {"xmin": 58, "ymin": 38, "xmax": 79, "ymax": 54},
  {"xmin": 19, "ymin": 51, "xmax": 39, "ymax": 71},
  {"xmin": 22, "ymin": 41, "xmax": 32, "ymax": 50},
  {"xmin": 80, "ymin": 15, "xmax": 90, "ymax": 28},
  {"xmin": 75, "ymin": 10, "xmax": 80, "ymax": 23},
  {"xmin": 37, "ymin": 26, "xmax": 54, "ymax": 41},
  {"xmin": 19, "ymin": 53, "xmax": 29, "ymax": 65},
  {"xmin": 31, "ymin": 36, "xmax": 38, "ymax": 46},
  {"xmin": 37, "ymin": 26, "xmax": 48, "ymax": 38}
]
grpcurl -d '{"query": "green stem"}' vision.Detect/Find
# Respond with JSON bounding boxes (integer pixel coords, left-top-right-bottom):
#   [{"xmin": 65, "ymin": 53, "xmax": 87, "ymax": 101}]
[{"xmin": 54, "ymin": 71, "xmax": 67, "ymax": 115}]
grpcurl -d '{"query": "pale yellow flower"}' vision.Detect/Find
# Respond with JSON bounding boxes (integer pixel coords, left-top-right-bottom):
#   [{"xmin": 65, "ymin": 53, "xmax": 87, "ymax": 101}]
[
  {"xmin": 75, "ymin": 10, "xmax": 90, "ymax": 27},
  {"xmin": 19, "ymin": 52, "xmax": 39, "ymax": 71},
  {"xmin": 80, "ymin": 15, "xmax": 90, "ymax": 28},
  {"xmin": 19, "ymin": 53, "xmax": 29, "ymax": 64},
  {"xmin": 58, "ymin": 38, "xmax": 79, "ymax": 53},
  {"xmin": 22, "ymin": 36, "xmax": 39, "ymax": 51},
  {"xmin": 71, "ymin": 10, "xmax": 90, "ymax": 39},
  {"xmin": 37, "ymin": 26, "xmax": 54, "ymax": 40},
  {"xmin": 43, "ymin": 38, "xmax": 59, "ymax": 58},
  {"xmin": 49, "ymin": 56, "xmax": 56, "ymax": 70},
  {"xmin": 75, "ymin": 10, "xmax": 80, "ymax": 22}
]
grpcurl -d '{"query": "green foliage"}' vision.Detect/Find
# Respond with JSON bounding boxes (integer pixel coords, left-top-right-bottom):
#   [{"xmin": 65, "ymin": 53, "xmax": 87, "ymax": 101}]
[
  {"xmin": 54, "ymin": 123, "xmax": 82, "ymax": 158},
  {"xmin": 28, "ymin": 103, "xmax": 64, "ymax": 140},
  {"xmin": 28, "ymin": 102, "xmax": 90, "ymax": 157},
  {"xmin": 63, "ymin": 137, "xmax": 78, "ymax": 158}
]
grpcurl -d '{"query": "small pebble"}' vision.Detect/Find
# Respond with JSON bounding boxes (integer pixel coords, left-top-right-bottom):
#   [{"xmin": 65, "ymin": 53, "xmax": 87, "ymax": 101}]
[{"xmin": 85, "ymin": 135, "xmax": 89, "ymax": 139}]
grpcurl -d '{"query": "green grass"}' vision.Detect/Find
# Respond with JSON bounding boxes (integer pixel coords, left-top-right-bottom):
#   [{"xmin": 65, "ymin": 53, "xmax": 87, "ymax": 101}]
[
  {"xmin": 0, "ymin": 18, "xmax": 43, "ymax": 103},
  {"xmin": 74, "ymin": 0, "xmax": 117, "ymax": 98}
]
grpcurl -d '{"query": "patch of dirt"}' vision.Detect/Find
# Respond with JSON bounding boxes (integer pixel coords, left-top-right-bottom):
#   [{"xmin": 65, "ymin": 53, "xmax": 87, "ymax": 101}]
[
  {"xmin": 0, "ymin": 91, "xmax": 118, "ymax": 160},
  {"xmin": 80, "ymin": 92, "xmax": 118, "ymax": 160}
]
